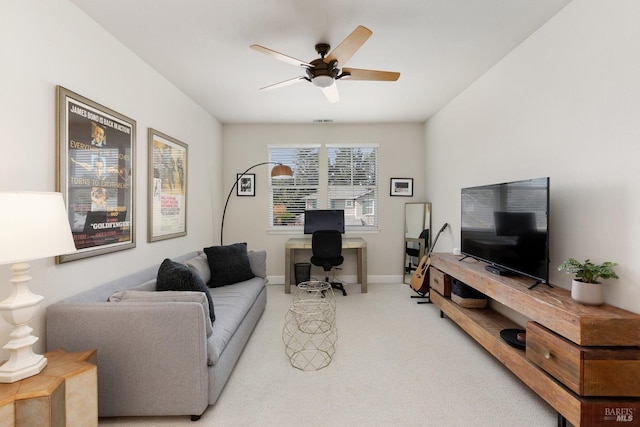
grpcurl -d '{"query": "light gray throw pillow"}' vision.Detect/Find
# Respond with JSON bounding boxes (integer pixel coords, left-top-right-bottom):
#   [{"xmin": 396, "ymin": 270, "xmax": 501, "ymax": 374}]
[
  {"xmin": 248, "ymin": 250, "xmax": 267, "ymax": 278},
  {"xmin": 185, "ymin": 253, "xmax": 211, "ymax": 285},
  {"xmin": 109, "ymin": 290, "xmax": 213, "ymax": 337}
]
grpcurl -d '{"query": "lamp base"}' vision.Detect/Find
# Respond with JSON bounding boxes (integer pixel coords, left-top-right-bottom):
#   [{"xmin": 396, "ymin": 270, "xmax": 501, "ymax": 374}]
[
  {"xmin": 0, "ymin": 352, "xmax": 47, "ymax": 383},
  {"xmin": 0, "ymin": 262, "xmax": 47, "ymax": 383}
]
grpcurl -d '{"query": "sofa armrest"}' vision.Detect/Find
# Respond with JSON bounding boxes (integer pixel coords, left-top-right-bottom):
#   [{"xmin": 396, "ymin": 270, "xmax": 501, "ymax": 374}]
[{"xmin": 46, "ymin": 302, "xmax": 209, "ymax": 417}]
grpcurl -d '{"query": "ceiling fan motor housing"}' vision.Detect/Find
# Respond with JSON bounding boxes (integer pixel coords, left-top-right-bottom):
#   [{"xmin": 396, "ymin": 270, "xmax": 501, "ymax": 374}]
[{"xmin": 307, "ymin": 57, "xmax": 339, "ymax": 87}]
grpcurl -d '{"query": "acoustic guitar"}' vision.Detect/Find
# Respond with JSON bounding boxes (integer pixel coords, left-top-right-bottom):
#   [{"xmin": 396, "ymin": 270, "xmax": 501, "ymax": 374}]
[{"xmin": 410, "ymin": 223, "xmax": 448, "ymax": 295}]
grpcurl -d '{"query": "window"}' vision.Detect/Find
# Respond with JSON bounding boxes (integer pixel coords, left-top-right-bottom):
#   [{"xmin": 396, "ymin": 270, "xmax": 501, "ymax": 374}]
[
  {"xmin": 327, "ymin": 144, "xmax": 378, "ymax": 230},
  {"xmin": 268, "ymin": 144, "xmax": 378, "ymax": 232},
  {"xmin": 269, "ymin": 145, "xmax": 320, "ymax": 228}
]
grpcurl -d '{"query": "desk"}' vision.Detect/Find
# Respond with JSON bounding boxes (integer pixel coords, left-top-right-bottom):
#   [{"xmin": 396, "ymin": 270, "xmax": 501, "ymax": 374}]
[{"xmin": 285, "ymin": 237, "xmax": 367, "ymax": 294}]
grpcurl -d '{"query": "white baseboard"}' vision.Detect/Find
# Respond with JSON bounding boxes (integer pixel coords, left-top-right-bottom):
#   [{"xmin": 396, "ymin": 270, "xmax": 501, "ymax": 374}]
[{"xmin": 267, "ymin": 275, "xmax": 404, "ymax": 285}]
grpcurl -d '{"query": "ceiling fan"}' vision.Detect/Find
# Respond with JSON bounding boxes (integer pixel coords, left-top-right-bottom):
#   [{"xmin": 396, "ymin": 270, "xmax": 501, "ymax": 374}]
[{"xmin": 250, "ymin": 25, "xmax": 400, "ymax": 103}]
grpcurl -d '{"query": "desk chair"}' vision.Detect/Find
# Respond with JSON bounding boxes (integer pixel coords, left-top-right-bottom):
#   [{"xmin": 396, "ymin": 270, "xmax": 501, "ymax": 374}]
[{"xmin": 310, "ymin": 230, "xmax": 347, "ymax": 296}]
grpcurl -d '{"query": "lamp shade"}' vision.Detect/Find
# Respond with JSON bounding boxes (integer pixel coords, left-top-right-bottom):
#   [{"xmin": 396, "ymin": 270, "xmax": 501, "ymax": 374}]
[
  {"xmin": 0, "ymin": 192, "xmax": 76, "ymax": 265},
  {"xmin": 271, "ymin": 164, "xmax": 293, "ymax": 179}
]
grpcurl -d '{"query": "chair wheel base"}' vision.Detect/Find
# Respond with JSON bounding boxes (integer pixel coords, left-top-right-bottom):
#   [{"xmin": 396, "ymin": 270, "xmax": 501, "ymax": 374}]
[{"xmin": 331, "ymin": 282, "xmax": 347, "ymax": 296}]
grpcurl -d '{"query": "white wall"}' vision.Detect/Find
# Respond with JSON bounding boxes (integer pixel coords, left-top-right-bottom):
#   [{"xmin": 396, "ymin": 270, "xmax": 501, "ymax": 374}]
[
  {"xmin": 424, "ymin": 0, "xmax": 640, "ymax": 313},
  {"xmin": 0, "ymin": 0, "xmax": 222, "ymax": 356},
  {"xmin": 222, "ymin": 123, "xmax": 426, "ymax": 282}
]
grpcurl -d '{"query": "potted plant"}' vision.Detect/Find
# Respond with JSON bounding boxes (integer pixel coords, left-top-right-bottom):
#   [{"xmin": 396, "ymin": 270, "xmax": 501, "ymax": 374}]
[{"xmin": 557, "ymin": 258, "xmax": 619, "ymax": 305}]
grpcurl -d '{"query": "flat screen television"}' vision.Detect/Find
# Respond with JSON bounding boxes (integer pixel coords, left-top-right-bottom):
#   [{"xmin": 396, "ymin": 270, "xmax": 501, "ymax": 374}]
[
  {"xmin": 303, "ymin": 209, "xmax": 345, "ymax": 234},
  {"xmin": 460, "ymin": 177, "xmax": 550, "ymax": 285}
]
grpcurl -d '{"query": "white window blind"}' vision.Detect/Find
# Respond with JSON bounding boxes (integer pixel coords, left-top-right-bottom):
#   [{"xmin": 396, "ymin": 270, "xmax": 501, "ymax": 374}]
[
  {"xmin": 268, "ymin": 145, "xmax": 320, "ymax": 229},
  {"xmin": 327, "ymin": 144, "xmax": 378, "ymax": 229}
]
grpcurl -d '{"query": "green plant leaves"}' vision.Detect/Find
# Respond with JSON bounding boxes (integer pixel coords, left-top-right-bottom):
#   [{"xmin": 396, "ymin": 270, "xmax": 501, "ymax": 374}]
[{"xmin": 558, "ymin": 258, "xmax": 619, "ymax": 283}]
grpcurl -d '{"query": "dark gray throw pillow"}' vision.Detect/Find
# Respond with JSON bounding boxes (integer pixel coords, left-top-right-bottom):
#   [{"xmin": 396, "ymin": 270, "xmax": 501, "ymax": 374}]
[
  {"xmin": 204, "ymin": 243, "xmax": 255, "ymax": 288},
  {"xmin": 156, "ymin": 258, "xmax": 215, "ymax": 322}
]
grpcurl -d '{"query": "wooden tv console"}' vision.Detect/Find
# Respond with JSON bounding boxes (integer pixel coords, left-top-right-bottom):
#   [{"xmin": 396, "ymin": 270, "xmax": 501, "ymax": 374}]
[{"xmin": 429, "ymin": 253, "xmax": 640, "ymax": 427}]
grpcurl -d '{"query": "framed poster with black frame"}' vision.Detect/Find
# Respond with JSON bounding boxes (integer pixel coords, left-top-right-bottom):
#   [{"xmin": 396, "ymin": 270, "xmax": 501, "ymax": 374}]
[
  {"xmin": 56, "ymin": 86, "xmax": 136, "ymax": 263},
  {"xmin": 148, "ymin": 128, "xmax": 188, "ymax": 242},
  {"xmin": 390, "ymin": 178, "xmax": 413, "ymax": 197},
  {"xmin": 236, "ymin": 173, "xmax": 255, "ymax": 197}
]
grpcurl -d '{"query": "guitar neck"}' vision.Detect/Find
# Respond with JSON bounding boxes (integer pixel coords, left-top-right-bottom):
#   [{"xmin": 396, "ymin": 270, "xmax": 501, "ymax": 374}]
[{"xmin": 426, "ymin": 223, "xmax": 448, "ymax": 259}]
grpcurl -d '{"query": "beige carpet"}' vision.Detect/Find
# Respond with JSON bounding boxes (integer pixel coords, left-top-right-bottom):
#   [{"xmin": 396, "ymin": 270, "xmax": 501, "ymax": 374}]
[{"xmin": 99, "ymin": 283, "xmax": 558, "ymax": 426}]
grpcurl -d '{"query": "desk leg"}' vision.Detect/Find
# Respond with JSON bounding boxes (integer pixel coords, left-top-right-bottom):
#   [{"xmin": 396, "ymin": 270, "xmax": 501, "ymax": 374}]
[
  {"xmin": 285, "ymin": 247, "xmax": 292, "ymax": 294},
  {"xmin": 358, "ymin": 246, "xmax": 367, "ymax": 293}
]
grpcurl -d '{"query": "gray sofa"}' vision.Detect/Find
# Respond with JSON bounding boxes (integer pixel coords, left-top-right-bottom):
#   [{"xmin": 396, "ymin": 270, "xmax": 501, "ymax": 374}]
[{"xmin": 46, "ymin": 249, "xmax": 267, "ymax": 420}]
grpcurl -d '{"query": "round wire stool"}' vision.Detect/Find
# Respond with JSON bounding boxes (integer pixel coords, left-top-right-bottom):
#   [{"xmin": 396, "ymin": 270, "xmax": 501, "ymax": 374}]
[
  {"xmin": 293, "ymin": 281, "xmax": 336, "ymax": 312},
  {"xmin": 282, "ymin": 281, "xmax": 338, "ymax": 371}
]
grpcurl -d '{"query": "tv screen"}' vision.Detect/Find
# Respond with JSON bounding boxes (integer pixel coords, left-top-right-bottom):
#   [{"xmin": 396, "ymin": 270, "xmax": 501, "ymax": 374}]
[
  {"xmin": 304, "ymin": 209, "xmax": 345, "ymax": 234},
  {"xmin": 461, "ymin": 177, "xmax": 550, "ymax": 284}
]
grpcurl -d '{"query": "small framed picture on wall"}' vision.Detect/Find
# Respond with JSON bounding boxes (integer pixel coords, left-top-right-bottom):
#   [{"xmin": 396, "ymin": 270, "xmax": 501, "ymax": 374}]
[
  {"xmin": 390, "ymin": 178, "xmax": 413, "ymax": 197},
  {"xmin": 237, "ymin": 173, "xmax": 255, "ymax": 196}
]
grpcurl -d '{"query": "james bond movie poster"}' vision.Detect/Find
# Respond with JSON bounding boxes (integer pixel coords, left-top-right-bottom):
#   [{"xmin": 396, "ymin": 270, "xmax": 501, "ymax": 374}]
[{"xmin": 56, "ymin": 86, "xmax": 136, "ymax": 262}]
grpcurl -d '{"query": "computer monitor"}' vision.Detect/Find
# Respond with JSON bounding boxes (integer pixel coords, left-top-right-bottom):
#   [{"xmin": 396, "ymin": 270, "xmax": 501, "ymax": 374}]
[{"xmin": 303, "ymin": 209, "xmax": 345, "ymax": 234}]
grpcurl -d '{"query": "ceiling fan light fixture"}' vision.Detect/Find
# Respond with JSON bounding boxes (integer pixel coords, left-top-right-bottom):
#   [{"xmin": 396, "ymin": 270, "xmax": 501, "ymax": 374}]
[{"xmin": 312, "ymin": 75, "xmax": 334, "ymax": 88}]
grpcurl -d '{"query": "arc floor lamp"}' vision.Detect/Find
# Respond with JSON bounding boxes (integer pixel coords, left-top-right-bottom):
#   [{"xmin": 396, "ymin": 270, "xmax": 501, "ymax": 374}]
[{"xmin": 220, "ymin": 162, "xmax": 292, "ymax": 245}]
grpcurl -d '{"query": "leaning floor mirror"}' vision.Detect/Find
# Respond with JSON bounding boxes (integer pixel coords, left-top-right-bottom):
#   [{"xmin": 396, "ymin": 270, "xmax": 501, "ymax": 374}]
[{"xmin": 403, "ymin": 202, "xmax": 432, "ymax": 284}]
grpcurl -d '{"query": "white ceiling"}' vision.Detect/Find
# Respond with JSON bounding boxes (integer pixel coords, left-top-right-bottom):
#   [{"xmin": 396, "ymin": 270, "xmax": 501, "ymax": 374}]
[{"xmin": 70, "ymin": 0, "xmax": 571, "ymax": 124}]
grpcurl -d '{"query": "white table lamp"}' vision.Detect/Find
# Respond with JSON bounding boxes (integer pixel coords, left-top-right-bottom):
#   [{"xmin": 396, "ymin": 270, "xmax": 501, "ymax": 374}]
[{"xmin": 0, "ymin": 192, "xmax": 76, "ymax": 383}]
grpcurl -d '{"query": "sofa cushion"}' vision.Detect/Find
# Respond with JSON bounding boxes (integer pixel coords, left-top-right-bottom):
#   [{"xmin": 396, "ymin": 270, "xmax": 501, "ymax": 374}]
[
  {"xmin": 185, "ymin": 253, "xmax": 211, "ymax": 285},
  {"xmin": 156, "ymin": 258, "xmax": 216, "ymax": 323},
  {"xmin": 206, "ymin": 277, "xmax": 265, "ymax": 365},
  {"xmin": 108, "ymin": 290, "xmax": 213, "ymax": 337},
  {"xmin": 204, "ymin": 243, "xmax": 255, "ymax": 288},
  {"xmin": 129, "ymin": 279, "xmax": 157, "ymax": 292}
]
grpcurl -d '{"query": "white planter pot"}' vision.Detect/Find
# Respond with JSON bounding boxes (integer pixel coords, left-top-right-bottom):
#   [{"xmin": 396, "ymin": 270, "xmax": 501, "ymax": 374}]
[{"xmin": 571, "ymin": 279, "xmax": 604, "ymax": 305}]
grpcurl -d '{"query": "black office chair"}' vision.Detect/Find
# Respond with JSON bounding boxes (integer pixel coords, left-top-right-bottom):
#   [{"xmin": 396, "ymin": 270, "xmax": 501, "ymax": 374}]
[
  {"xmin": 405, "ymin": 229, "xmax": 430, "ymax": 274},
  {"xmin": 310, "ymin": 230, "xmax": 347, "ymax": 296}
]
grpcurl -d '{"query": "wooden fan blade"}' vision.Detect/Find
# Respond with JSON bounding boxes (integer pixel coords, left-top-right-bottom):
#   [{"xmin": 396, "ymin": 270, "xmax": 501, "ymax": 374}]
[
  {"xmin": 325, "ymin": 25, "xmax": 372, "ymax": 66},
  {"xmin": 250, "ymin": 45, "xmax": 313, "ymax": 68},
  {"xmin": 341, "ymin": 67, "xmax": 400, "ymax": 81},
  {"xmin": 259, "ymin": 76, "xmax": 306, "ymax": 91},
  {"xmin": 321, "ymin": 84, "xmax": 340, "ymax": 103}
]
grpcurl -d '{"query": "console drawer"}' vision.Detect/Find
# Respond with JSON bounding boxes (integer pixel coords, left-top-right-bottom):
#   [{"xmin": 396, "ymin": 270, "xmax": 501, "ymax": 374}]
[
  {"xmin": 429, "ymin": 267, "xmax": 450, "ymax": 297},
  {"xmin": 526, "ymin": 322, "xmax": 640, "ymax": 397}
]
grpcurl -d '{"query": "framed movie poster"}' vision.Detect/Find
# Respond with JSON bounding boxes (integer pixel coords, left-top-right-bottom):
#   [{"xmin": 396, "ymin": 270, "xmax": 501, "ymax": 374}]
[
  {"xmin": 56, "ymin": 86, "xmax": 136, "ymax": 263},
  {"xmin": 390, "ymin": 178, "xmax": 413, "ymax": 197},
  {"xmin": 236, "ymin": 173, "xmax": 255, "ymax": 196},
  {"xmin": 148, "ymin": 128, "xmax": 188, "ymax": 242}
]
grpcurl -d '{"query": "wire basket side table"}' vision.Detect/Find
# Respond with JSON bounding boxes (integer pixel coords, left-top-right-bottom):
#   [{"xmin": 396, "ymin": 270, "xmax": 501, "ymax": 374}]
[{"xmin": 282, "ymin": 281, "xmax": 338, "ymax": 371}]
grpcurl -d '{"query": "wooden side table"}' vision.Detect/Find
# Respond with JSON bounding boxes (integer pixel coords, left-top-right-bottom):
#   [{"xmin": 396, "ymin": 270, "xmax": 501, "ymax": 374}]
[{"xmin": 0, "ymin": 348, "xmax": 97, "ymax": 427}]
